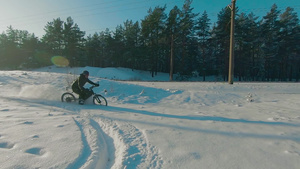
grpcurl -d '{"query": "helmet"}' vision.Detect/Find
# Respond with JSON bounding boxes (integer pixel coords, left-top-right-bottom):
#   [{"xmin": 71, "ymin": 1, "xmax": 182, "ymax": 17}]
[{"xmin": 82, "ymin": 70, "xmax": 89, "ymax": 76}]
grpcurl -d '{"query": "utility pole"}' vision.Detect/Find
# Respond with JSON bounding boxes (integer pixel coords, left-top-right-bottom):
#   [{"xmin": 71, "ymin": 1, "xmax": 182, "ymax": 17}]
[{"xmin": 228, "ymin": 0, "xmax": 236, "ymax": 84}]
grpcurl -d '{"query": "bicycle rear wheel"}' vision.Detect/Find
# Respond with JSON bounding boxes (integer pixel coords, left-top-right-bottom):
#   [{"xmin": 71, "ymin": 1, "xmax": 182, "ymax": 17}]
[
  {"xmin": 61, "ymin": 92, "xmax": 76, "ymax": 103},
  {"xmin": 93, "ymin": 94, "xmax": 107, "ymax": 106}
]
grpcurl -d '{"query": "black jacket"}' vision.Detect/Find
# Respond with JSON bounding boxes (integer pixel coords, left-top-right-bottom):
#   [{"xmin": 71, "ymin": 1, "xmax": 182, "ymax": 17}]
[{"xmin": 72, "ymin": 74, "xmax": 97, "ymax": 91}]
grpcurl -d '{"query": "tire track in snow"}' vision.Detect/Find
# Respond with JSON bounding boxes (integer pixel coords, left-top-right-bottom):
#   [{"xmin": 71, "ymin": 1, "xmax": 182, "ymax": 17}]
[
  {"xmin": 67, "ymin": 118, "xmax": 92, "ymax": 169},
  {"xmin": 68, "ymin": 118, "xmax": 114, "ymax": 169},
  {"xmin": 96, "ymin": 118, "xmax": 163, "ymax": 169},
  {"xmin": 69, "ymin": 116, "xmax": 163, "ymax": 169},
  {"xmin": 89, "ymin": 119, "xmax": 115, "ymax": 169}
]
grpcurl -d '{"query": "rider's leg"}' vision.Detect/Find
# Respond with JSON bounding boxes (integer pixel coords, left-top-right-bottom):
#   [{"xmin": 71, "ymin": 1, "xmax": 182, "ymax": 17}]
[
  {"xmin": 84, "ymin": 90, "xmax": 93, "ymax": 100},
  {"xmin": 72, "ymin": 88, "xmax": 84, "ymax": 104},
  {"xmin": 79, "ymin": 91, "xmax": 85, "ymax": 104},
  {"xmin": 78, "ymin": 89, "xmax": 91, "ymax": 104}
]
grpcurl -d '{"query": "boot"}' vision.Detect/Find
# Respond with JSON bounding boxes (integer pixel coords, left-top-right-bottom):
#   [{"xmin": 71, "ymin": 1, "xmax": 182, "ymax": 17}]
[{"xmin": 79, "ymin": 99, "xmax": 84, "ymax": 105}]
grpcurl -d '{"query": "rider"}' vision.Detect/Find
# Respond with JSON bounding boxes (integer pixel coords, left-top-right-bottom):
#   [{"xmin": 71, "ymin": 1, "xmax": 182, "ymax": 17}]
[{"xmin": 72, "ymin": 70, "xmax": 99, "ymax": 105}]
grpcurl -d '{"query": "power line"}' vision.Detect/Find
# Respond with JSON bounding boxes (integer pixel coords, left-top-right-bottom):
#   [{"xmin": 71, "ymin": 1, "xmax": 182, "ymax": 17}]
[
  {"xmin": 0, "ymin": 0, "xmax": 182, "ymax": 32},
  {"xmin": 1, "ymin": 1, "xmax": 299, "ymax": 25},
  {"xmin": 1, "ymin": 0, "xmax": 299, "ymax": 37},
  {"xmin": 0, "ymin": 0, "xmax": 138, "ymax": 22},
  {"xmin": 239, "ymin": 4, "xmax": 300, "ymax": 13},
  {"xmin": 1, "ymin": 1, "xmax": 299, "ymax": 26},
  {"xmin": 0, "ymin": 0, "xmax": 181, "ymax": 25}
]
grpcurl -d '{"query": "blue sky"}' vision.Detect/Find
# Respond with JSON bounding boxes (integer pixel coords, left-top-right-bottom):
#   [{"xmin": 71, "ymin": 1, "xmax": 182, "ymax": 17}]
[{"xmin": 0, "ymin": 0, "xmax": 299, "ymax": 38}]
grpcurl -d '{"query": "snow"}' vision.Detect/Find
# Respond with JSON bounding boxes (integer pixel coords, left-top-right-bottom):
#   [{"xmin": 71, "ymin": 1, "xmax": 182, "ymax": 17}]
[{"xmin": 0, "ymin": 66, "xmax": 300, "ymax": 169}]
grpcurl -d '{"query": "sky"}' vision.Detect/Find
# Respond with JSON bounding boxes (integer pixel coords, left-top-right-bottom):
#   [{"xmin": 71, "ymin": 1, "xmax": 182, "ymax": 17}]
[{"xmin": 0, "ymin": 0, "xmax": 299, "ymax": 38}]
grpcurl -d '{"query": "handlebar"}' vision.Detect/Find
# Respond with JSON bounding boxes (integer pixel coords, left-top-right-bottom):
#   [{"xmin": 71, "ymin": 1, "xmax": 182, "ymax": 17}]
[{"xmin": 89, "ymin": 84, "xmax": 99, "ymax": 90}]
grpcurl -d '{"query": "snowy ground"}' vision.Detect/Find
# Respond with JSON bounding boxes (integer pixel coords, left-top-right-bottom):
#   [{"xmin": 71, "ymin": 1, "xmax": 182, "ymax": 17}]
[{"xmin": 0, "ymin": 66, "xmax": 300, "ymax": 169}]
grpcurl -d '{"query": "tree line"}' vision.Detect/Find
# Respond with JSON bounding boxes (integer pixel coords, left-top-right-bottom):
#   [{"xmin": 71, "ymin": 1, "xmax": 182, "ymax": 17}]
[{"xmin": 0, "ymin": 0, "xmax": 299, "ymax": 81}]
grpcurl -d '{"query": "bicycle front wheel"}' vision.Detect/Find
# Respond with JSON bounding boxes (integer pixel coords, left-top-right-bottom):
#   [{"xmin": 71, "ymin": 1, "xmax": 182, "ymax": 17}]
[{"xmin": 93, "ymin": 94, "xmax": 107, "ymax": 106}]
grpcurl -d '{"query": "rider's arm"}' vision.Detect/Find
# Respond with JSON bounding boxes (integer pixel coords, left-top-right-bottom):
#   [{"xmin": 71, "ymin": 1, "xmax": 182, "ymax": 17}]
[{"xmin": 87, "ymin": 78, "xmax": 98, "ymax": 86}]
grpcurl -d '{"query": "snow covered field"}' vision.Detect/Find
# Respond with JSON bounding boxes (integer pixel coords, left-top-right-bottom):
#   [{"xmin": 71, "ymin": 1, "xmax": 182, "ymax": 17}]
[{"xmin": 0, "ymin": 66, "xmax": 300, "ymax": 169}]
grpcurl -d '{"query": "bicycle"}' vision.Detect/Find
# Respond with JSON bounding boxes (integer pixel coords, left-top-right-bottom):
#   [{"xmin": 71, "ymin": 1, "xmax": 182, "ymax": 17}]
[{"xmin": 61, "ymin": 85, "xmax": 107, "ymax": 106}]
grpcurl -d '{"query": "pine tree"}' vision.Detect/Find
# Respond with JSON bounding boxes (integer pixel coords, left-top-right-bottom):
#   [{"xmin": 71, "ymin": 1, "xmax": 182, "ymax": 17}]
[
  {"xmin": 195, "ymin": 11, "xmax": 211, "ymax": 81},
  {"xmin": 260, "ymin": 4, "xmax": 281, "ymax": 81},
  {"xmin": 63, "ymin": 17, "xmax": 85, "ymax": 66},
  {"xmin": 166, "ymin": 6, "xmax": 181, "ymax": 80},
  {"xmin": 141, "ymin": 6, "xmax": 167, "ymax": 77},
  {"xmin": 42, "ymin": 17, "xmax": 85, "ymax": 67},
  {"xmin": 42, "ymin": 18, "xmax": 64, "ymax": 56},
  {"xmin": 178, "ymin": 0, "xmax": 198, "ymax": 76},
  {"xmin": 112, "ymin": 24, "xmax": 125, "ymax": 67},
  {"xmin": 236, "ymin": 12, "xmax": 261, "ymax": 81},
  {"xmin": 100, "ymin": 28, "xmax": 114, "ymax": 67},
  {"xmin": 0, "ymin": 27, "xmax": 39, "ymax": 69},
  {"xmin": 278, "ymin": 7, "xmax": 300, "ymax": 81},
  {"xmin": 86, "ymin": 33, "xmax": 102, "ymax": 67},
  {"xmin": 122, "ymin": 20, "xmax": 141, "ymax": 69},
  {"xmin": 212, "ymin": 7, "xmax": 231, "ymax": 80}
]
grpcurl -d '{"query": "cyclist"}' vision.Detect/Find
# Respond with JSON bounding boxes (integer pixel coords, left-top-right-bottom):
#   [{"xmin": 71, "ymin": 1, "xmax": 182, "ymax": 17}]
[{"xmin": 72, "ymin": 70, "xmax": 99, "ymax": 105}]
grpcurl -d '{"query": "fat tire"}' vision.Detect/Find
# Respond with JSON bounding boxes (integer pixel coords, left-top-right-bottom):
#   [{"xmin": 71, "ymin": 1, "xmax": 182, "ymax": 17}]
[
  {"xmin": 93, "ymin": 94, "xmax": 107, "ymax": 106},
  {"xmin": 61, "ymin": 92, "xmax": 76, "ymax": 103}
]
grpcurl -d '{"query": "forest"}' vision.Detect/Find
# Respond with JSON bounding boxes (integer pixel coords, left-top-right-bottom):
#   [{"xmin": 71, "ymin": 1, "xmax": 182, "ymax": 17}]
[{"xmin": 0, "ymin": 0, "xmax": 299, "ymax": 81}]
